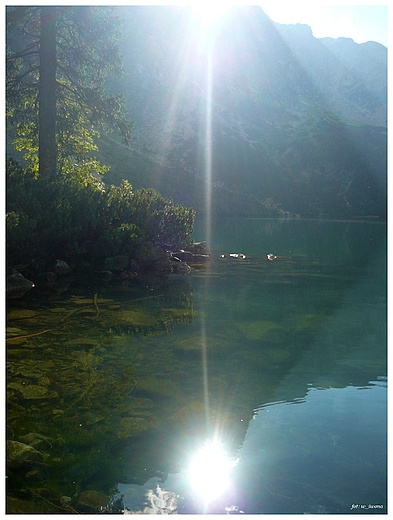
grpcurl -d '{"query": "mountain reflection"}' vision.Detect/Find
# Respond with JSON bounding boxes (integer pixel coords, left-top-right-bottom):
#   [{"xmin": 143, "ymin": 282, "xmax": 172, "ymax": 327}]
[{"xmin": 6, "ymin": 220, "xmax": 386, "ymax": 514}]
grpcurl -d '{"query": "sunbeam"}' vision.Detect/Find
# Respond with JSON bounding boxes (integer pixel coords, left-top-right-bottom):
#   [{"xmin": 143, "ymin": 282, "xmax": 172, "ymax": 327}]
[
  {"xmin": 191, "ymin": 3, "xmax": 233, "ymax": 36},
  {"xmin": 204, "ymin": 48, "xmax": 214, "ymax": 248},
  {"xmin": 200, "ymin": 320, "xmax": 211, "ymax": 429}
]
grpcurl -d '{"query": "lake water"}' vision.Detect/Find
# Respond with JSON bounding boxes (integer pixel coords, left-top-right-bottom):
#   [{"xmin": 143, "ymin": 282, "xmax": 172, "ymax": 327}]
[{"xmin": 6, "ymin": 219, "xmax": 387, "ymax": 514}]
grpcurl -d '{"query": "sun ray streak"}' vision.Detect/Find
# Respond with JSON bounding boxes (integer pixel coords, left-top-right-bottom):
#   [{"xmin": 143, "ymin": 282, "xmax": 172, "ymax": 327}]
[
  {"xmin": 200, "ymin": 320, "xmax": 210, "ymax": 430},
  {"xmin": 204, "ymin": 48, "xmax": 213, "ymax": 250}
]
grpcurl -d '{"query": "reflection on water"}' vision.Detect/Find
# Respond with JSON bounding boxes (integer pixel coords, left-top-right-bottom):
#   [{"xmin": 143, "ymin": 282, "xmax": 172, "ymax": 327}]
[
  {"xmin": 235, "ymin": 381, "xmax": 387, "ymax": 514},
  {"xmin": 6, "ymin": 220, "xmax": 386, "ymax": 514},
  {"xmin": 116, "ymin": 482, "xmax": 178, "ymax": 514},
  {"xmin": 132, "ymin": 381, "xmax": 386, "ymax": 515}
]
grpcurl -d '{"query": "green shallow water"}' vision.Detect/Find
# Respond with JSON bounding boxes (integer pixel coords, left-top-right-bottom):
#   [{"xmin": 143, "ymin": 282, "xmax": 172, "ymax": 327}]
[{"xmin": 6, "ymin": 219, "xmax": 387, "ymax": 514}]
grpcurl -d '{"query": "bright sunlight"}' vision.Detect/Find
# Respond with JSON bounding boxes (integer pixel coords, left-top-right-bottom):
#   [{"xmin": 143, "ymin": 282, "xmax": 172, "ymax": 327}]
[
  {"xmin": 191, "ymin": 2, "xmax": 233, "ymax": 34},
  {"xmin": 189, "ymin": 440, "xmax": 237, "ymax": 504}
]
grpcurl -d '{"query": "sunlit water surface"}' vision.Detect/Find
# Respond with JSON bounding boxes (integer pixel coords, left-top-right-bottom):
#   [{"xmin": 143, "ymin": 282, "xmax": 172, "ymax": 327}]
[{"xmin": 6, "ymin": 219, "xmax": 386, "ymax": 514}]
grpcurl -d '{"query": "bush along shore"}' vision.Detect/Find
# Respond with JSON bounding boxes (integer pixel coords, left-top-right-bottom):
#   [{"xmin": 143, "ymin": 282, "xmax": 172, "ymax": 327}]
[{"xmin": 6, "ymin": 159, "xmax": 209, "ymax": 297}]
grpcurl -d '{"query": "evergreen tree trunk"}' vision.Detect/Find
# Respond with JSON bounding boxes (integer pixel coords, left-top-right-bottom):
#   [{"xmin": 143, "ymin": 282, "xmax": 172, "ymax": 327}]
[{"xmin": 39, "ymin": 7, "xmax": 57, "ymax": 178}]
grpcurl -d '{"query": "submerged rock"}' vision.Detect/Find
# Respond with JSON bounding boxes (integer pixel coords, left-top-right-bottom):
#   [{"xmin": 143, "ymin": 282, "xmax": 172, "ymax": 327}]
[
  {"xmin": 77, "ymin": 490, "xmax": 109, "ymax": 513},
  {"xmin": 19, "ymin": 433, "xmax": 52, "ymax": 449},
  {"xmin": 7, "ymin": 440, "xmax": 43, "ymax": 469},
  {"xmin": 170, "ymin": 401, "xmax": 217, "ymax": 432},
  {"xmin": 235, "ymin": 320, "xmax": 281, "ymax": 340},
  {"xmin": 136, "ymin": 378, "xmax": 182, "ymax": 400},
  {"xmin": 7, "ymin": 382, "xmax": 58, "ymax": 400},
  {"xmin": 7, "ymin": 308, "xmax": 38, "ymax": 320},
  {"xmin": 118, "ymin": 417, "xmax": 152, "ymax": 439},
  {"xmin": 110, "ymin": 308, "xmax": 160, "ymax": 328}
]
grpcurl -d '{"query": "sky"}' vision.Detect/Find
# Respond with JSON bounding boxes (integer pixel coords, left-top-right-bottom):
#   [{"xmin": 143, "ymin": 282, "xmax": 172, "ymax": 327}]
[
  {"xmin": 2, "ymin": 2, "xmax": 388, "ymax": 48},
  {"xmin": 110, "ymin": 1, "xmax": 389, "ymax": 48},
  {"xmin": 258, "ymin": 3, "xmax": 388, "ymax": 47}
]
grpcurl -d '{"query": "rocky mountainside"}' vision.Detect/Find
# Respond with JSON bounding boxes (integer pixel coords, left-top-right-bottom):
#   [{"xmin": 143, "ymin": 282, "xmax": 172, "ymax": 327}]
[{"xmin": 97, "ymin": 6, "xmax": 387, "ymax": 217}]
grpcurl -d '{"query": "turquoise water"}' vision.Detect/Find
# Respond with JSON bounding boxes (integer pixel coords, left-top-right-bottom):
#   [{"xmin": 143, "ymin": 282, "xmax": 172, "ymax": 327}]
[{"xmin": 6, "ymin": 219, "xmax": 387, "ymax": 514}]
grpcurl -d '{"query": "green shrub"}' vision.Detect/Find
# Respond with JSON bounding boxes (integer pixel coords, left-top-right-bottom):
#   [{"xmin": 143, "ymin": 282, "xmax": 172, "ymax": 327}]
[{"xmin": 6, "ymin": 159, "xmax": 196, "ymax": 270}]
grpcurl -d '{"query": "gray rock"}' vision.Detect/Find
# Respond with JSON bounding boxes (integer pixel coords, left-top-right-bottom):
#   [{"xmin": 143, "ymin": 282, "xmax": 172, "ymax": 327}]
[
  {"xmin": 172, "ymin": 241, "xmax": 211, "ymax": 266},
  {"xmin": 185, "ymin": 241, "xmax": 211, "ymax": 257},
  {"xmin": 172, "ymin": 250, "xmax": 210, "ymax": 265},
  {"xmin": 6, "ymin": 272, "xmax": 35, "ymax": 298},
  {"xmin": 170, "ymin": 259, "xmax": 191, "ymax": 275},
  {"xmin": 55, "ymin": 260, "xmax": 72, "ymax": 277}
]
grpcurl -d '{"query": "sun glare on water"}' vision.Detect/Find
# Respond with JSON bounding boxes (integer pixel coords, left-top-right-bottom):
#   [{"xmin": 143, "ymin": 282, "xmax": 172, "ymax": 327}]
[{"xmin": 189, "ymin": 440, "xmax": 237, "ymax": 504}]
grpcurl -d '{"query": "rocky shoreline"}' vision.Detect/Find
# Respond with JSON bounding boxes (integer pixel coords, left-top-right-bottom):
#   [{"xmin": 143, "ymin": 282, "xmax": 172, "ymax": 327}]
[{"xmin": 6, "ymin": 242, "xmax": 211, "ymax": 298}]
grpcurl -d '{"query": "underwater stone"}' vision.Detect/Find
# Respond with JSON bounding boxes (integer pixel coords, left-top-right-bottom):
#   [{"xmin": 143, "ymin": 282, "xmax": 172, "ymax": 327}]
[
  {"xmin": 170, "ymin": 401, "xmax": 216, "ymax": 430},
  {"xmin": 235, "ymin": 320, "xmax": 280, "ymax": 340},
  {"xmin": 77, "ymin": 490, "xmax": 108, "ymax": 512},
  {"xmin": 118, "ymin": 417, "xmax": 152, "ymax": 439},
  {"xmin": 110, "ymin": 309, "xmax": 160, "ymax": 328},
  {"xmin": 19, "ymin": 433, "xmax": 52, "ymax": 448},
  {"xmin": 7, "ymin": 309, "xmax": 38, "ymax": 320},
  {"xmin": 116, "ymin": 397, "xmax": 154, "ymax": 416},
  {"xmin": 136, "ymin": 378, "xmax": 181, "ymax": 400},
  {"xmin": 7, "ymin": 382, "xmax": 58, "ymax": 400},
  {"xmin": 7, "ymin": 440, "xmax": 43, "ymax": 469}
]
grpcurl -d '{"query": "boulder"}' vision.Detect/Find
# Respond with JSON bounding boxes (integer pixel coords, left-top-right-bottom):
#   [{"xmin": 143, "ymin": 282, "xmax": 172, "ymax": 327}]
[
  {"xmin": 172, "ymin": 250, "xmax": 210, "ymax": 265},
  {"xmin": 55, "ymin": 260, "xmax": 72, "ymax": 277},
  {"xmin": 6, "ymin": 272, "xmax": 35, "ymax": 299},
  {"xmin": 184, "ymin": 241, "xmax": 211, "ymax": 256},
  {"xmin": 172, "ymin": 241, "xmax": 211, "ymax": 266},
  {"xmin": 170, "ymin": 258, "xmax": 191, "ymax": 274}
]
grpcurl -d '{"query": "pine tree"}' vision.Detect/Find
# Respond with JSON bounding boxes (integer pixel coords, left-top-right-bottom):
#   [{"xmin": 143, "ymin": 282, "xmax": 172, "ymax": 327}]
[{"xmin": 6, "ymin": 6, "xmax": 132, "ymax": 180}]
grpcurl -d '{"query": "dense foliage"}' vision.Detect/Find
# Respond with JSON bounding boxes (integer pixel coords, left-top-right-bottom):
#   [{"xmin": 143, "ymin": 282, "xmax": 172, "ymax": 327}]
[
  {"xmin": 6, "ymin": 6, "xmax": 132, "ymax": 180},
  {"xmin": 6, "ymin": 6, "xmax": 197, "ymax": 272},
  {"xmin": 6, "ymin": 159, "xmax": 196, "ymax": 270}
]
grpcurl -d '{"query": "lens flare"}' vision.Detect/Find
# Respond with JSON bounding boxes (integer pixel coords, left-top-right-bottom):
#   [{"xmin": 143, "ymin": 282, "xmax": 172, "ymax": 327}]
[
  {"xmin": 189, "ymin": 441, "xmax": 234, "ymax": 503},
  {"xmin": 191, "ymin": 3, "xmax": 233, "ymax": 34}
]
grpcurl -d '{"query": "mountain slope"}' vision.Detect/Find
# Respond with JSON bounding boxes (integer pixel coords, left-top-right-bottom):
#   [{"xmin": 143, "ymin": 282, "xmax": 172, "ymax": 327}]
[{"xmin": 74, "ymin": 6, "xmax": 386, "ymax": 218}]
